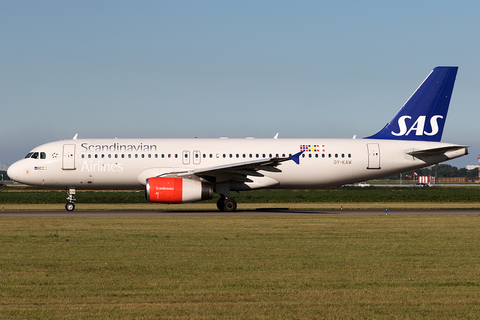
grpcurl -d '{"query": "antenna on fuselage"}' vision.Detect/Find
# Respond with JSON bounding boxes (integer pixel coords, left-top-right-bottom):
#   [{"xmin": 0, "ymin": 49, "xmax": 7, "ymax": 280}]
[
  {"xmin": 73, "ymin": 133, "xmax": 78, "ymax": 140},
  {"xmin": 274, "ymin": 133, "xmax": 279, "ymax": 139}
]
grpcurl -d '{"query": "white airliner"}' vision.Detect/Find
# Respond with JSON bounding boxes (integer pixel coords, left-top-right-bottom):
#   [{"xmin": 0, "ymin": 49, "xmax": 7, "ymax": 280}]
[{"xmin": 8, "ymin": 67, "xmax": 468, "ymax": 212}]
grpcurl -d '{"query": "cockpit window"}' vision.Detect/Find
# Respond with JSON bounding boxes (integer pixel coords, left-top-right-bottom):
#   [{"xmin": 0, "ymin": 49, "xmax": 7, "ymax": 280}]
[{"xmin": 24, "ymin": 151, "xmax": 46, "ymax": 159}]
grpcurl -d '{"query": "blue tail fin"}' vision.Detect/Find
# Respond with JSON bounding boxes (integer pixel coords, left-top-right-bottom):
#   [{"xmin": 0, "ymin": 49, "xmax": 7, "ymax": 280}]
[{"xmin": 365, "ymin": 66, "xmax": 458, "ymax": 142}]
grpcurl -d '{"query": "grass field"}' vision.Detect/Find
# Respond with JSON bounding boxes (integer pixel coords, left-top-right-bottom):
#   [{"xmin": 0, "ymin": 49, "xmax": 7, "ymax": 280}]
[{"xmin": 1, "ymin": 216, "xmax": 480, "ymax": 319}]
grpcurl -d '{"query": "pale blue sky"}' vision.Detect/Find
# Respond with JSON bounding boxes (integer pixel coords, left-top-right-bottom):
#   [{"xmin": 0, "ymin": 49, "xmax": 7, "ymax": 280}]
[{"xmin": 1, "ymin": 1, "xmax": 479, "ymax": 167}]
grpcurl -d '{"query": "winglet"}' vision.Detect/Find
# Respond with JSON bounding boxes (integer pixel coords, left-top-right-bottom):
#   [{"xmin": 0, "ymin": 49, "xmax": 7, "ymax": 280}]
[{"xmin": 289, "ymin": 151, "xmax": 304, "ymax": 164}]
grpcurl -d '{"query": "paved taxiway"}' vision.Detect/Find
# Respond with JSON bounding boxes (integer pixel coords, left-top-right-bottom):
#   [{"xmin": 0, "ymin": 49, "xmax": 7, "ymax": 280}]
[{"xmin": 1, "ymin": 209, "xmax": 480, "ymax": 217}]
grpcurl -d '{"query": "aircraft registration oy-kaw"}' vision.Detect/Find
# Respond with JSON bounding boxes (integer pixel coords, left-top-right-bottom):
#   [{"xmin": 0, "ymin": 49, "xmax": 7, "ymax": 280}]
[{"xmin": 8, "ymin": 67, "xmax": 468, "ymax": 212}]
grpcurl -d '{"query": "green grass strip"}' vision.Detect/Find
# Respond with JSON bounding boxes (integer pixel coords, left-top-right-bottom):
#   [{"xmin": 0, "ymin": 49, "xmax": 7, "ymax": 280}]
[
  {"xmin": 2, "ymin": 187, "xmax": 480, "ymax": 204},
  {"xmin": 1, "ymin": 216, "xmax": 480, "ymax": 318}
]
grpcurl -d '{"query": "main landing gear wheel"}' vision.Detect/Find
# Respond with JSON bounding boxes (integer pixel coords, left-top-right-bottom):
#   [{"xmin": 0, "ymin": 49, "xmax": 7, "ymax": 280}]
[
  {"xmin": 217, "ymin": 197, "xmax": 237, "ymax": 212},
  {"xmin": 224, "ymin": 198, "xmax": 237, "ymax": 212},
  {"xmin": 65, "ymin": 202, "xmax": 75, "ymax": 211}
]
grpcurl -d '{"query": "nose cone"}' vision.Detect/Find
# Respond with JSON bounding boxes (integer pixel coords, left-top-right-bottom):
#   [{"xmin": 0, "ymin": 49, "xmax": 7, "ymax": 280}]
[{"xmin": 7, "ymin": 162, "xmax": 19, "ymax": 181}]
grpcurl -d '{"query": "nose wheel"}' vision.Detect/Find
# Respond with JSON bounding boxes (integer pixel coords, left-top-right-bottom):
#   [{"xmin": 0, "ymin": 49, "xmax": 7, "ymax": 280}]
[{"xmin": 65, "ymin": 188, "xmax": 76, "ymax": 211}]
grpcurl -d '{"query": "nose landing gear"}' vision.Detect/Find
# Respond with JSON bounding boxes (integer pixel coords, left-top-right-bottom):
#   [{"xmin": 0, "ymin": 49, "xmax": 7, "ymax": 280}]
[{"xmin": 65, "ymin": 188, "xmax": 76, "ymax": 211}]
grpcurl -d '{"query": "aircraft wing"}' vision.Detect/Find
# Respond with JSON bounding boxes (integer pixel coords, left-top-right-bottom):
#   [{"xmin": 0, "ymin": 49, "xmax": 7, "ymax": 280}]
[{"xmin": 163, "ymin": 151, "xmax": 303, "ymax": 183}]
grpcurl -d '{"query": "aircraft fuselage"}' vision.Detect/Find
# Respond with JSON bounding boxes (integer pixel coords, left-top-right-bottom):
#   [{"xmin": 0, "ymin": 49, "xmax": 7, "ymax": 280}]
[{"xmin": 7, "ymin": 138, "xmax": 467, "ymax": 190}]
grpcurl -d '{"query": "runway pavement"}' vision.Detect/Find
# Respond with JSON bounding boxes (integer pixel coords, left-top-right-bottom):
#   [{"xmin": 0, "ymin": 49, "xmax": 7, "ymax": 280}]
[{"xmin": 1, "ymin": 209, "xmax": 480, "ymax": 217}]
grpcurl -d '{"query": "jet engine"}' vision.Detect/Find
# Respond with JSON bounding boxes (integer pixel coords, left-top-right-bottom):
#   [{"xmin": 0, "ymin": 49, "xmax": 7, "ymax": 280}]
[{"xmin": 145, "ymin": 177, "xmax": 213, "ymax": 204}]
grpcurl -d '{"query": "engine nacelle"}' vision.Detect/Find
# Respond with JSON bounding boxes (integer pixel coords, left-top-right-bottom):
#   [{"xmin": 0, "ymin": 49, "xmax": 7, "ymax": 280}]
[{"xmin": 145, "ymin": 177, "xmax": 213, "ymax": 204}]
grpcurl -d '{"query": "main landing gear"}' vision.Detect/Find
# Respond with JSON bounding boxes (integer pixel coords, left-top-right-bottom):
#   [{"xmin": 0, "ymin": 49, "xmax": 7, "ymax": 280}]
[
  {"xmin": 65, "ymin": 188, "xmax": 76, "ymax": 211},
  {"xmin": 215, "ymin": 182, "xmax": 237, "ymax": 212},
  {"xmin": 216, "ymin": 196, "xmax": 237, "ymax": 212}
]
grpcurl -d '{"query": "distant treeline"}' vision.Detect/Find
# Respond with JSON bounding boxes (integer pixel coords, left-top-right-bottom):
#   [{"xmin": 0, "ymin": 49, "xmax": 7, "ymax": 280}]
[
  {"xmin": 384, "ymin": 164, "xmax": 478, "ymax": 180},
  {"xmin": 0, "ymin": 171, "xmax": 10, "ymax": 181}
]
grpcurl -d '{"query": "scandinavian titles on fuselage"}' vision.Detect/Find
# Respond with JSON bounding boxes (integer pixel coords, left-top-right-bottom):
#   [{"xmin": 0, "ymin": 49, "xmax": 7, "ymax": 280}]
[
  {"xmin": 81, "ymin": 161, "xmax": 123, "ymax": 173},
  {"xmin": 80, "ymin": 142, "xmax": 157, "ymax": 153}
]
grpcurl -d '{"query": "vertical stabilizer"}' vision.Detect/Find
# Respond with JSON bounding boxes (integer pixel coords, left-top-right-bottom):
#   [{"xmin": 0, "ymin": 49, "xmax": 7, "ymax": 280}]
[{"xmin": 365, "ymin": 66, "xmax": 458, "ymax": 142}]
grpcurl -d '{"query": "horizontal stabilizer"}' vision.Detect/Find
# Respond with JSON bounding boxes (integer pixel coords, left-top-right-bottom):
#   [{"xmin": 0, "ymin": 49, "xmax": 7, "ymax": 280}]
[{"xmin": 406, "ymin": 145, "xmax": 468, "ymax": 157}]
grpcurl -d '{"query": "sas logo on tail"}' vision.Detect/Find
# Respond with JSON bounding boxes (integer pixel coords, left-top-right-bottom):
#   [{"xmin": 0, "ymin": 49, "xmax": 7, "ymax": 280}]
[{"xmin": 391, "ymin": 115, "xmax": 443, "ymax": 137}]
